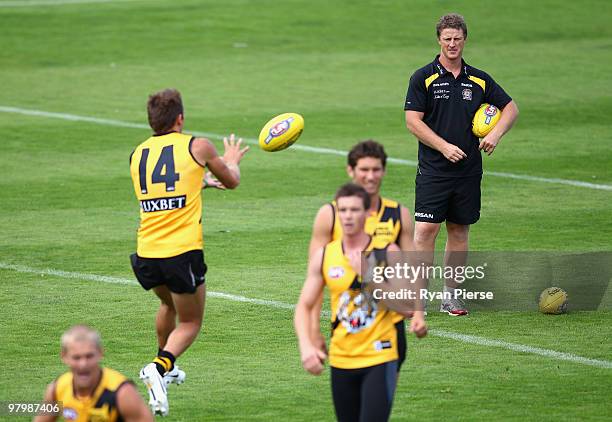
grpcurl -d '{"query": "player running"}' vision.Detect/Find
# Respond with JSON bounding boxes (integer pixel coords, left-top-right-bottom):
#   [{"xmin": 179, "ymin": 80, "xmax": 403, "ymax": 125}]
[
  {"xmin": 295, "ymin": 183, "xmax": 427, "ymax": 422},
  {"xmin": 129, "ymin": 89, "xmax": 248, "ymax": 415},
  {"xmin": 308, "ymin": 140, "xmax": 415, "ymax": 349}
]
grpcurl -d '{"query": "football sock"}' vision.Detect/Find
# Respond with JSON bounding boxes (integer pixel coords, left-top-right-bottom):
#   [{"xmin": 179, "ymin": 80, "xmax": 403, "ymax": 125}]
[{"xmin": 153, "ymin": 350, "xmax": 176, "ymax": 376}]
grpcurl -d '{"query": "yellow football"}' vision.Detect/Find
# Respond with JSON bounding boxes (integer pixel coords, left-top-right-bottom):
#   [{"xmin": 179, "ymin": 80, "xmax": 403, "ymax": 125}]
[
  {"xmin": 472, "ymin": 103, "xmax": 501, "ymax": 138},
  {"xmin": 538, "ymin": 287, "xmax": 568, "ymax": 314},
  {"xmin": 258, "ymin": 113, "xmax": 304, "ymax": 152}
]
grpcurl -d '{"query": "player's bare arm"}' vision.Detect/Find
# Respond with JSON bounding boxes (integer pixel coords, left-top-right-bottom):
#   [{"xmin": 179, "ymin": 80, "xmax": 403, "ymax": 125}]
[
  {"xmin": 402, "ymin": 240, "xmax": 428, "ymax": 341},
  {"xmin": 307, "ymin": 204, "xmax": 334, "ymax": 349},
  {"xmin": 190, "ymin": 134, "xmax": 249, "ymax": 189},
  {"xmin": 294, "ymin": 247, "xmax": 328, "ymax": 376},
  {"xmin": 409, "ymin": 311, "xmax": 428, "ymax": 338},
  {"xmin": 385, "ymin": 243, "xmax": 428, "ymax": 337},
  {"xmin": 479, "ymin": 100, "xmax": 519, "ymax": 155},
  {"xmin": 116, "ymin": 383, "xmax": 154, "ymax": 422},
  {"xmin": 405, "ymin": 110, "xmax": 467, "ymax": 163},
  {"xmin": 308, "ymin": 204, "xmax": 334, "ymax": 257},
  {"xmin": 398, "ymin": 205, "xmax": 415, "ymax": 251},
  {"xmin": 202, "ymin": 171, "xmax": 226, "ymax": 190},
  {"xmin": 32, "ymin": 382, "xmax": 57, "ymax": 422}
]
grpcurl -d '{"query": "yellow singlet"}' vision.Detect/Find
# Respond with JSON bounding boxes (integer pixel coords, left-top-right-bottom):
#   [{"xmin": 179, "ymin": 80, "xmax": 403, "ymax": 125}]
[
  {"xmin": 331, "ymin": 197, "xmax": 402, "ymax": 249},
  {"xmin": 54, "ymin": 368, "xmax": 130, "ymax": 422},
  {"xmin": 331, "ymin": 196, "xmax": 405, "ymax": 324},
  {"xmin": 322, "ymin": 239, "xmax": 400, "ymax": 369},
  {"xmin": 129, "ymin": 132, "xmax": 205, "ymax": 258}
]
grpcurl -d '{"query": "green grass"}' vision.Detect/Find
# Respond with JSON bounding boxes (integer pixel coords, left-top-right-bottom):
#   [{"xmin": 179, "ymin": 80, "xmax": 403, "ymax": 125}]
[{"xmin": 0, "ymin": 0, "xmax": 611, "ymax": 421}]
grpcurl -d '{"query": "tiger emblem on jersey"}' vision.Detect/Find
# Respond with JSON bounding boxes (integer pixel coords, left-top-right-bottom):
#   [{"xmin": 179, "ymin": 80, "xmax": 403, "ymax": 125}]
[{"xmin": 336, "ymin": 290, "xmax": 378, "ymax": 334}]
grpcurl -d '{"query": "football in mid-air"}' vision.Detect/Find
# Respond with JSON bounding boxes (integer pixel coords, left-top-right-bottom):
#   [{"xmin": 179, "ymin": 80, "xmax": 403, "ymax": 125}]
[
  {"xmin": 258, "ymin": 113, "xmax": 304, "ymax": 152},
  {"xmin": 538, "ymin": 287, "xmax": 568, "ymax": 314},
  {"xmin": 472, "ymin": 103, "xmax": 501, "ymax": 138}
]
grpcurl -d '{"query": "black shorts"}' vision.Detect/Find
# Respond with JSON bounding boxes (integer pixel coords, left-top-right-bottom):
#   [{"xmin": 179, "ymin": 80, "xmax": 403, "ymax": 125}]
[
  {"xmin": 130, "ymin": 250, "xmax": 207, "ymax": 294},
  {"xmin": 414, "ymin": 173, "xmax": 482, "ymax": 225},
  {"xmin": 331, "ymin": 361, "xmax": 398, "ymax": 422}
]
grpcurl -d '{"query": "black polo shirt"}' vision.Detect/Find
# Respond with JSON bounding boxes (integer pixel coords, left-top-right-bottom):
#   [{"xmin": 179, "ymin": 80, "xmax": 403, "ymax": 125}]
[{"xmin": 404, "ymin": 55, "xmax": 512, "ymax": 177}]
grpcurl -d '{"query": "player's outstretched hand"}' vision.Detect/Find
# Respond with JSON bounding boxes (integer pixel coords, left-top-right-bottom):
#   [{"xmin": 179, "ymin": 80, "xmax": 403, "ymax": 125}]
[
  {"xmin": 409, "ymin": 312, "xmax": 428, "ymax": 338},
  {"xmin": 223, "ymin": 133, "xmax": 249, "ymax": 165},
  {"xmin": 301, "ymin": 345, "xmax": 327, "ymax": 375},
  {"xmin": 202, "ymin": 172, "xmax": 226, "ymax": 190},
  {"xmin": 441, "ymin": 142, "xmax": 467, "ymax": 163},
  {"xmin": 479, "ymin": 132, "xmax": 501, "ymax": 156}
]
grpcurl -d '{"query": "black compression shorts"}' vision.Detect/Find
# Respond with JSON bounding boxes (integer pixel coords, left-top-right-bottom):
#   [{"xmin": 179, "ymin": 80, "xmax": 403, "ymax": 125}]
[{"xmin": 331, "ymin": 360, "xmax": 398, "ymax": 422}]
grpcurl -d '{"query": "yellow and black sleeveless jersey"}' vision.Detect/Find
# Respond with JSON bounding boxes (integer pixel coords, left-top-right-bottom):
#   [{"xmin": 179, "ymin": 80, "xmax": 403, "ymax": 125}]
[
  {"xmin": 322, "ymin": 238, "xmax": 401, "ymax": 369},
  {"xmin": 54, "ymin": 367, "xmax": 131, "ymax": 422},
  {"xmin": 331, "ymin": 197, "xmax": 402, "ymax": 249},
  {"xmin": 130, "ymin": 132, "xmax": 205, "ymax": 258}
]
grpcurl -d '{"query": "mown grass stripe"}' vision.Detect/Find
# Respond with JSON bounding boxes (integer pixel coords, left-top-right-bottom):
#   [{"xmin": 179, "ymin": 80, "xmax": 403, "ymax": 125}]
[
  {"xmin": 2, "ymin": 261, "xmax": 610, "ymax": 369},
  {"xmin": 1, "ymin": 105, "xmax": 611, "ymax": 191}
]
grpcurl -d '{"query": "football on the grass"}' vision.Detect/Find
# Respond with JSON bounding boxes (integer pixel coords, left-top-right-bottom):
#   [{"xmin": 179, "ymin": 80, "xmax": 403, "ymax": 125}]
[
  {"xmin": 539, "ymin": 287, "xmax": 568, "ymax": 314},
  {"xmin": 472, "ymin": 103, "xmax": 501, "ymax": 138},
  {"xmin": 258, "ymin": 113, "xmax": 304, "ymax": 152}
]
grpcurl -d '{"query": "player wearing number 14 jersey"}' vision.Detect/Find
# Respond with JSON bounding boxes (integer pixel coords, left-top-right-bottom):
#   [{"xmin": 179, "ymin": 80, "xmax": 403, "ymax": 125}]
[{"xmin": 128, "ymin": 89, "xmax": 248, "ymax": 416}]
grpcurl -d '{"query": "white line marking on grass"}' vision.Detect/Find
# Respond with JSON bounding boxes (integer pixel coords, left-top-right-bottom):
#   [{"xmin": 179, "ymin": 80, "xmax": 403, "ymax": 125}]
[
  {"xmin": 0, "ymin": 0, "xmax": 139, "ymax": 7},
  {"xmin": 208, "ymin": 291, "xmax": 295, "ymax": 311},
  {"xmin": 2, "ymin": 262, "xmax": 611, "ymax": 369},
  {"xmin": 0, "ymin": 262, "xmax": 135, "ymax": 285},
  {"xmin": 1, "ymin": 105, "xmax": 611, "ymax": 191},
  {"xmin": 430, "ymin": 329, "xmax": 612, "ymax": 369}
]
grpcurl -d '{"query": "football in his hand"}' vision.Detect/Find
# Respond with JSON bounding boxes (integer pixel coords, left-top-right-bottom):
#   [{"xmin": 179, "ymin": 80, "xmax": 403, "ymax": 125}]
[
  {"xmin": 258, "ymin": 113, "xmax": 304, "ymax": 152},
  {"xmin": 538, "ymin": 287, "xmax": 568, "ymax": 314},
  {"xmin": 472, "ymin": 103, "xmax": 501, "ymax": 138}
]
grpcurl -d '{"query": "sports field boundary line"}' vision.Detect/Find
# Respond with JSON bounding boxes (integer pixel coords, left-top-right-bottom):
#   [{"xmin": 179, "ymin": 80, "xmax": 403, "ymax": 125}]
[
  {"xmin": 2, "ymin": 261, "xmax": 611, "ymax": 369},
  {"xmin": 1, "ymin": 105, "xmax": 611, "ymax": 192}
]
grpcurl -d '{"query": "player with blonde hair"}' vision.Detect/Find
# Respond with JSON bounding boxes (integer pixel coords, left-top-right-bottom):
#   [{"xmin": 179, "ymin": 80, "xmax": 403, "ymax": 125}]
[{"xmin": 34, "ymin": 325, "xmax": 152, "ymax": 422}]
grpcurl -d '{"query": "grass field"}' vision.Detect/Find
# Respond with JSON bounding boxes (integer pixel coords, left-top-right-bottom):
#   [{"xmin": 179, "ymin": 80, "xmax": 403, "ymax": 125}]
[{"xmin": 0, "ymin": 0, "xmax": 611, "ymax": 420}]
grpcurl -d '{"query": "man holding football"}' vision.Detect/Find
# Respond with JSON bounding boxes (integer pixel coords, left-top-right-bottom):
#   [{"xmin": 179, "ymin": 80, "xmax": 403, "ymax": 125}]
[
  {"xmin": 404, "ymin": 13, "xmax": 519, "ymax": 315},
  {"xmin": 129, "ymin": 88, "xmax": 248, "ymax": 415},
  {"xmin": 308, "ymin": 140, "xmax": 414, "ymax": 349},
  {"xmin": 295, "ymin": 183, "xmax": 426, "ymax": 422}
]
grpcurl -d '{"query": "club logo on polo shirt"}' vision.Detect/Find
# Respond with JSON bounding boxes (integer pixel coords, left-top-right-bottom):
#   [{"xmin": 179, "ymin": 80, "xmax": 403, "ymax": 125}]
[{"xmin": 462, "ymin": 89, "xmax": 472, "ymax": 100}]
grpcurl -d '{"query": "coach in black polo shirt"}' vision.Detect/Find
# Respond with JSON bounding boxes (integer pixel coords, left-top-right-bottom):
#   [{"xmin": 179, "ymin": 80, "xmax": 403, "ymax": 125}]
[{"xmin": 404, "ymin": 13, "xmax": 519, "ymax": 315}]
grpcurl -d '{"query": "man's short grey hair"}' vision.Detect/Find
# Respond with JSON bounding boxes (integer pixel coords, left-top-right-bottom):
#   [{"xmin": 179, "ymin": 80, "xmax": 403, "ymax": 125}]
[{"xmin": 60, "ymin": 325, "xmax": 102, "ymax": 352}]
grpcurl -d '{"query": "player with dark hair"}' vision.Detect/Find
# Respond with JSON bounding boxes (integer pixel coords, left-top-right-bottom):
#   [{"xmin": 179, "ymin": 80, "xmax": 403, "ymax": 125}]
[
  {"xmin": 34, "ymin": 325, "xmax": 153, "ymax": 422},
  {"xmin": 309, "ymin": 139, "xmax": 413, "ymax": 253},
  {"xmin": 404, "ymin": 13, "xmax": 519, "ymax": 315},
  {"xmin": 311, "ymin": 140, "xmax": 413, "ymax": 254},
  {"xmin": 308, "ymin": 140, "xmax": 414, "ymax": 351},
  {"xmin": 129, "ymin": 88, "xmax": 248, "ymax": 415},
  {"xmin": 295, "ymin": 183, "xmax": 426, "ymax": 422}
]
